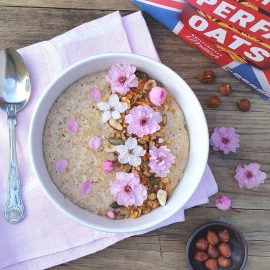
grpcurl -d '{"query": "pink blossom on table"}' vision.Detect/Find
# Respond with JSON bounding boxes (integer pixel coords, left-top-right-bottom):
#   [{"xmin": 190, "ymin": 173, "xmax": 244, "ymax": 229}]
[
  {"xmin": 149, "ymin": 87, "xmax": 167, "ymax": 106},
  {"xmin": 110, "ymin": 172, "xmax": 147, "ymax": 207},
  {"xmin": 55, "ymin": 159, "xmax": 68, "ymax": 173},
  {"xmin": 88, "ymin": 136, "xmax": 102, "ymax": 150},
  {"xmin": 105, "ymin": 64, "xmax": 138, "ymax": 95},
  {"xmin": 149, "ymin": 146, "xmax": 175, "ymax": 177},
  {"xmin": 215, "ymin": 195, "xmax": 232, "ymax": 211},
  {"xmin": 235, "ymin": 163, "xmax": 267, "ymax": 189},
  {"xmin": 66, "ymin": 119, "xmax": 79, "ymax": 133},
  {"xmin": 89, "ymin": 87, "xmax": 101, "ymax": 101},
  {"xmin": 210, "ymin": 127, "xmax": 240, "ymax": 155},
  {"xmin": 80, "ymin": 180, "xmax": 93, "ymax": 196},
  {"xmin": 102, "ymin": 160, "xmax": 114, "ymax": 173},
  {"xmin": 107, "ymin": 211, "xmax": 115, "ymax": 219},
  {"xmin": 125, "ymin": 105, "xmax": 162, "ymax": 137}
]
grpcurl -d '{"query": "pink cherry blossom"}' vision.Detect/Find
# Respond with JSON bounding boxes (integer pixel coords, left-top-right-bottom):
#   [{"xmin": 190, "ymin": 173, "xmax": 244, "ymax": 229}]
[
  {"xmin": 105, "ymin": 64, "xmax": 138, "ymax": 95},
  {"xmin": 235, "ymin": 163, "xmax": 267, "ymax": 189},
  {"xmin": 215, "ymin": 195, "xmax": 232, "ymax": 211},
  {"xmin": 66, "ymin": 119, "xmax": 79, "ymax": 133},
  {"xmin": 210, "ymin": 127, "xmax": 240, "ymax": 155},
  {"xmin": 149, "ymin": 146, "xmax": 175, "ymax": 177},
  {"xmin": 102, "ymin": 160, "xmax": 114, "ymax": 173},
  {"xmin": 55, "ymin": 159, "xmax": 68, "ymax": 173},
  {"xmin": 89, "ymin": 87, "xmax": 101, "ymax": 101},
  {"xmin": 80, "ymin": 180, "xmax": 93, "ymax": 196},
  {"xmin": 88, "ymin": 136, "xmax": 102, "ymax": 150},
  {"xmin": 125, "ymin": 105, "xmax": 162, "ymax": 137},
  {"xmin": 149, "ymin": 87, "xmax": 167, "ymax": 106},
  {"xmin": 110, "ymin": 172, "xmax": 147, "ymax": 207},
  {"xmin": 107, "ymin": 211, "xmax": 115, "ymax": 219}
]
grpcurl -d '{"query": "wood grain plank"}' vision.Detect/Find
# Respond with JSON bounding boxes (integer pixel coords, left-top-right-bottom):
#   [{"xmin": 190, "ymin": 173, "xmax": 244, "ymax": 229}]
[
  {"xmin": 0, "ymin": 5, "xmax": 269, "ymax": 270},
  {"xmin": 50, "ymin": 208, "xmax": 270, "ymax": 269},
  {"xmin": 0, "ymin": 0, "xmax": 137, "ymax": 10}
]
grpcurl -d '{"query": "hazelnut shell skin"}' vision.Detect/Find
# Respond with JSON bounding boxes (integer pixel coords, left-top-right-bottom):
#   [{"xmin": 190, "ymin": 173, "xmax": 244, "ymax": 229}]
[
  {"xmin": 237, "ymin": 99, "xmax": 250, "ymax": 112},
  {"xmin": 195, "ymin": 238, "xmax": 208, "ymax": 251},
  {"xmin": 219, "ymin": 84, "xmax": 231, "ymax": 96},
  {"xmin": 218, "ymin": 242, "xmax": 232, "ymax": 257},
  {"xmin": 198, "ymin": 70, "xmax": 215, "ymax": 83},
  {"xmin": 207, "ymin": 230, "xmax": 219, "ymax": 246},
  {"xmin": 207, "ymin": 96, "xmax": 221, "ymax": 108},
  {"xmin": 194, "ymin": 251, "xmax": 208, "ymax": 262},
  {"xmin": 205, "ymin": 258, "xmax": 218, "ymax": 270},
  {"xmin": 218, "ymin": 256, "xmax": 231, "ymax": 267},
  {"xmin": 218, "ymin": 229, "xmax": 230, "ymax": 242},
  {"xmin": 207, "ymin": 245, "xmax": 220, "ymax": 259}
]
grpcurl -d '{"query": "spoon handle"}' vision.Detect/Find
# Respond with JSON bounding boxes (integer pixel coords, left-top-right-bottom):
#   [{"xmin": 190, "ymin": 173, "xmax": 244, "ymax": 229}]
[{"xmin": 4, "ymin": 116, "xmax": 25, "ymax": 224}]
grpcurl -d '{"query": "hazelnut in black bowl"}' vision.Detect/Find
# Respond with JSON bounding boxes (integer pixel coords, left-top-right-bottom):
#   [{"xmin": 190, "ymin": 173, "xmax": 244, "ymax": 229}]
[{"xmin": 186, "ymin": 221, "xmax": 248, "ymax": 270}]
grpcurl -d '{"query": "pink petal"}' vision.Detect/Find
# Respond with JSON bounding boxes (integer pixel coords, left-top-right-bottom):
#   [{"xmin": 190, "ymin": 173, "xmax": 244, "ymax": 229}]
[
  {"xmin": 88, "ymin": 136, "xmax": 102, "ymax": 150},
  {"xmin": 107, "ymin": 211, "xmax": 115, "ymax": 219},
  {"xmin": 90, "ymin": 87, "xmax": 101, "ymax": 101},
  {"xmin": 56, "ymin": 159, "xmax": 68, "ymax": 173},
  {"xmin": 102, "ymin": 160, "xmax": 114, "ymax": 173},
  {"xmin": 215, "ymin": 195, "xmax": 232, "ymax": 211},
  {"xmin": 66, "ymin": 119, "xmax": 79, "ymax": 133},
  {"xmin": 80, "ymin": 180, "xmax": 93, "ymax": 196}
]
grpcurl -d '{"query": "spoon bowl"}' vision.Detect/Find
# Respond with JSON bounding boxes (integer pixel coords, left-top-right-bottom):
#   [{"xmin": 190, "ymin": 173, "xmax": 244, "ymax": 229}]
[
  {"xmin": 0, "ymin": 49, "xmax": 31, "ymax": 109},
  {"xmin": 0, "ymin": 48, "xmax": 31, "ymax": 224}
]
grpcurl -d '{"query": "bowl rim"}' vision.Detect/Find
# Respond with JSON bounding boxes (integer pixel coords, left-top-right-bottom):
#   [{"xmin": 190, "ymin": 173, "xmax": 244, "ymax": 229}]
[
  {"xmin": 29, "ymin": 52, "xmax": 209, "ymax": 233},
  {"xmin": 185, "ymin": 221, "xmax": 248, "ymax": 270}
]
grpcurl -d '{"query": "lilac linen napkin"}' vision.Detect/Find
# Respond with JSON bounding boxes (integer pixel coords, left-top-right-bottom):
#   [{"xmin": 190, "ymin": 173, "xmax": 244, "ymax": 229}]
[{"xmin": 0, "ymin": 11, "xmax": 218, "ymax": 270}]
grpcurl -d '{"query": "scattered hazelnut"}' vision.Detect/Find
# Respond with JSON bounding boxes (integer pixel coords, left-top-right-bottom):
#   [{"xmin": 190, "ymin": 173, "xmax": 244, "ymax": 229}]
[
  {"xmin": 205, "ymin": 258, "xmax": 218, "ymax": 270},
  {"xmin": 207, "ymin": 245, "xmax": 220, "ymax": 259},
  {"xmin": 218, "ymin": 242, "xmax": 231, "ymax": 257},
  {"xmin": 195, "ymin": 238, "xmax": 208, "ymax": 251},
  {"xmin": 218, "ymin": 256, "xmax": 231, "ymax": 268},
  {"xmin": 207, "ymin": 96, "xmax": 221, "ymax": 108},
  {"xmin": 237, "ymin": 99, "xmax": 250, "ymax": 112},
  {"xmin": 218, "ymin": 229, "xmax": 230, "ymax": 242},
  {"xmin": 198, "ymin": 70, "xmax": 215, "ymax": 83},
  {"xmin": 194, "ymin": 251, "xmax": 208, "ymax": 262},
  {"xmin": 207, "ymin": 230, "xmax": 219, "ymax": 246},
  {"xmin": 219, "ymin": 83, "xmax": 231, "ymax": 96}
]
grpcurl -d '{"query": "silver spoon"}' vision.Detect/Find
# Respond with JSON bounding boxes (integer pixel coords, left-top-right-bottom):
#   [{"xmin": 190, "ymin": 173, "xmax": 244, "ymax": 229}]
[{"xmin": 0, "ymin": 48, "xmax": 31, "ymax": 224}]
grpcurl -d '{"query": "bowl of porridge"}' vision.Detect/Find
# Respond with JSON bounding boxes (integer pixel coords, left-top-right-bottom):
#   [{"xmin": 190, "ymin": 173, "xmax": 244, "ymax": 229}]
[{"xmin": 29, "ymin": 53, "xmax": 209, "ymax": 233}]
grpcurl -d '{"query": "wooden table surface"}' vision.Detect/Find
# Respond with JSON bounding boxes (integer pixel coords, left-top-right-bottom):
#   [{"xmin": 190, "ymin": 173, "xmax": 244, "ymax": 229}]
[{"xmin": 1, "ymin": 1, "xmax": 269, "ymax": 269}]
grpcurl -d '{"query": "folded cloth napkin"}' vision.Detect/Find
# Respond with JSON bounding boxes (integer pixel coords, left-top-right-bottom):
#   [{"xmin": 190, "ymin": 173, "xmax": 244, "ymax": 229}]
[{"xmin": 0, "ymin": 11, "xmax": 218, "ymax": 270}]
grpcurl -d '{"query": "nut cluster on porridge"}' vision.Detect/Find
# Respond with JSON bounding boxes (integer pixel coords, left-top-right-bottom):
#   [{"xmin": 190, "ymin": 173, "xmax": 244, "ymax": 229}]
[
  {"xmin": 96, "ymin": 64, "xmax": 177, "ymax": 219},
  {"xmin": 43, "ymin": 63, "xmax": 189, "ymax": 220}
]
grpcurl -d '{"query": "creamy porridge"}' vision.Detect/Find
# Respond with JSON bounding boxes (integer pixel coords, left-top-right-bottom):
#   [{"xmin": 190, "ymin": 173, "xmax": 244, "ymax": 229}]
[{"xmin": 43, "ymin": 65, "xmax": 189, "ymax": 219}]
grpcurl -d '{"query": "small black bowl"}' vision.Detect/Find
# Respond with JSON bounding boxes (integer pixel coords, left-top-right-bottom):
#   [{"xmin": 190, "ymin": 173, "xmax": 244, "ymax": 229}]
[{"xmin": 186, "ymin": 221, "xmax": 248, "ymax": 270}]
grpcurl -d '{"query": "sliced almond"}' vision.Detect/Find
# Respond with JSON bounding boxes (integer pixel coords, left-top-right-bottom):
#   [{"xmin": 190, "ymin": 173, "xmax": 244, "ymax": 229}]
[
  {"xmin": 157, "ymin": 138, "xmax": 165, "ymax": 144},
  {"xmin": 109, "ymin": 119, "xmax": 123, "ymax": 131},
  {"xmin": 157, "ymin": 189, "xmax": 167, "ymax": 206}
]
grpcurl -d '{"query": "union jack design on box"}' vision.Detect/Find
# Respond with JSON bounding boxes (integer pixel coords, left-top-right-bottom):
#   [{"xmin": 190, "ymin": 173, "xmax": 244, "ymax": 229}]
[{"xmin": 132, "ymin": 0, "xmax": 270, "ymax": 100}]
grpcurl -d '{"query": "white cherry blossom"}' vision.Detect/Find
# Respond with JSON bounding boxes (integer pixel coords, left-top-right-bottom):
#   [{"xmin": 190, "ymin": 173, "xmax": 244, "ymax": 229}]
[
  {"xmin": 116, "ymin": 137, "xmax": 145, "ymax": 167},
  {"xmin": 97, "ymin": 94, "xmax": 128, "ymax": 123}
]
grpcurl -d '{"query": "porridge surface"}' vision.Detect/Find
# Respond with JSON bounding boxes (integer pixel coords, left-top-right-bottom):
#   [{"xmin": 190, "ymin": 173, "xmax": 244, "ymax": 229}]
[{"xmin": 43, "ymin": 70, "xmax": 189, "ymax": 216}]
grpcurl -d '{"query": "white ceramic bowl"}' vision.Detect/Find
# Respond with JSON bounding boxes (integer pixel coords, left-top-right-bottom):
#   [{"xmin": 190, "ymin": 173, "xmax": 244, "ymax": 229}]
[{"xmin": 29, "ymin": 53, "xmax": 209, "ymax": 233}]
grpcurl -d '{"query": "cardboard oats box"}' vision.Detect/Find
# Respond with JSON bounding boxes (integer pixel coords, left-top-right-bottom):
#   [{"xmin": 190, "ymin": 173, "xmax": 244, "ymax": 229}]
[{"xmin": 132, "ymin": 0, "xmax": 270, "ymax": 100}]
